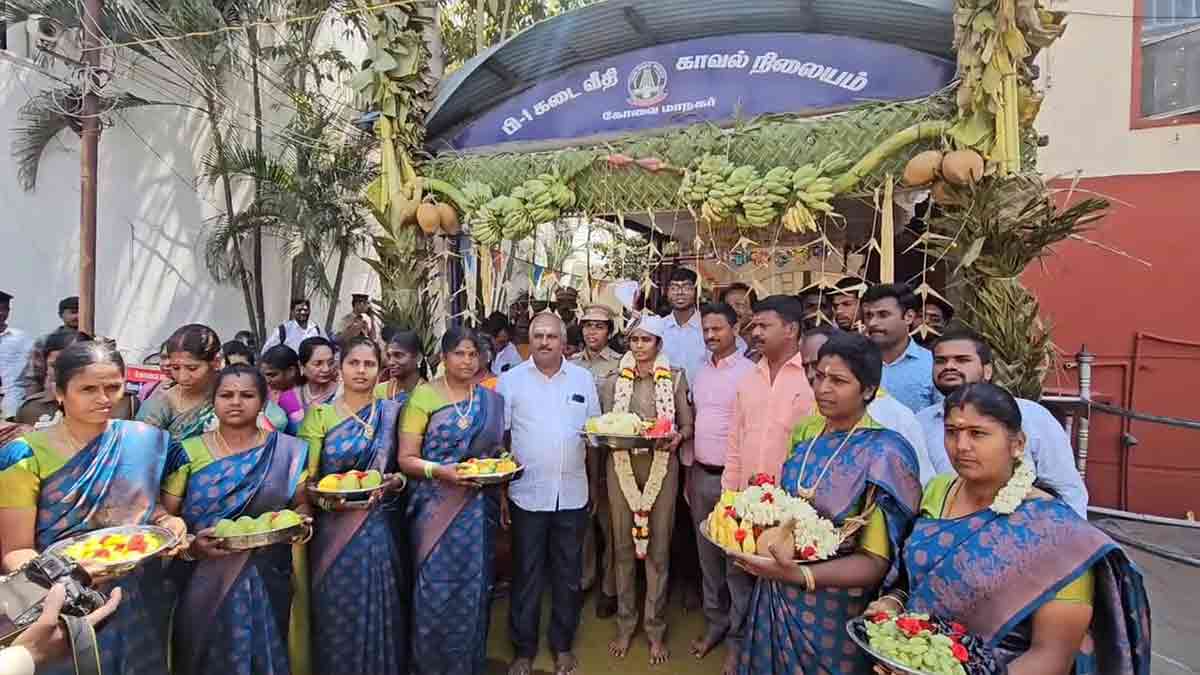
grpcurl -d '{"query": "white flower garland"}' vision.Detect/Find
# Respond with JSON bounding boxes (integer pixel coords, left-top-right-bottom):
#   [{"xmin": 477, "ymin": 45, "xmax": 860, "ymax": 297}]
[
  {"xmin": 611, "ymin": 350, "xmax": 674, "ymax": 559},
  {"xmin": 990, "ymin": 456, "xmax": 1037, "ymax": 514}
]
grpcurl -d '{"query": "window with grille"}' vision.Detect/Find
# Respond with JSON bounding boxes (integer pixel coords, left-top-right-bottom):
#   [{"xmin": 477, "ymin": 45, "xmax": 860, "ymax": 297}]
[{"xmin": 1140, "ymin": 0, "xmax": 1200, "ymax": 118}]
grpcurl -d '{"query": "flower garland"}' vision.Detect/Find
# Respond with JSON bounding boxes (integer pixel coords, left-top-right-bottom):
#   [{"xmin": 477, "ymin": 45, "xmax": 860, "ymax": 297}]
[
  {"xmin": 611, "ymin": 350, "xmax": 674, "ymax": 559},
  {"xmin": 990, "ymin": 455, "xmax": 1037, "ymax": 514}
]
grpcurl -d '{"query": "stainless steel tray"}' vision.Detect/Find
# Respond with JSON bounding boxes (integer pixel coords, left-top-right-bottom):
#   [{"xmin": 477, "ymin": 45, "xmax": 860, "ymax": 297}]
[
  {"xmin": 307, "ymin": 473, "xmax": 406, "ymax": 502},
  {"xmin": 215, "ymin": 519, "xmax": 313, "ymax": 551},
  {"xmin": 45, "ymin": 524, "xmax": 177, "ymax": 578},
  {"xmin": 580, "ymin": 432, "xmax": 658, "ymax": 450}
]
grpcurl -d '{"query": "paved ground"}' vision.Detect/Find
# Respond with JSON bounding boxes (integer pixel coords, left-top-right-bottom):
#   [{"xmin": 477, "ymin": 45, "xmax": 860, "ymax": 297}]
[
  {"xmin": 483, "ymin": 520, "xmax": 1200, "ymax": 674},
  {"xmin": 1094, "ymin": 518, "xmax": 1200, "ymax": 675}
]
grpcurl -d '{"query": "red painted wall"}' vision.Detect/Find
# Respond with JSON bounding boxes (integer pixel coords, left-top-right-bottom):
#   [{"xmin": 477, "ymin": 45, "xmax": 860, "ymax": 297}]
[{"xmin": 1024, "ymin": 171, "xmax": 1200, "ymax": 517}]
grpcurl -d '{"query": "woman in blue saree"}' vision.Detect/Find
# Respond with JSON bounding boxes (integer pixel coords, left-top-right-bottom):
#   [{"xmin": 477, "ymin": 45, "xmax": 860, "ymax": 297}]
[
  {"xmin": 731, "ymin": 333, "xmax": 923, "ymax": 675},
  {"xmin": 299, "ymin": 336, "xmax": 407, "ymax": 675},
  {"xmin": 397, "ymin": 327, "xmax": 506, "ymax": 675},
  {"xmin": 161, "ymin": 364, "xmax": 311, "ymax": 675},
  {"xmin": 867, "ymin": 383, "xmax": 1151, "ymax": 675},
  {"xmin": 139, "ymin": 324, "xmax": 288, "ymax": 439},
  {"xmin": 0, "ymin": 341, "xmax": 188, "ymax": 675}
]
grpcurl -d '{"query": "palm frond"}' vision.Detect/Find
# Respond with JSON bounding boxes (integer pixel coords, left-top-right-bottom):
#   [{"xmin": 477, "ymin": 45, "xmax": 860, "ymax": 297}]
[
  {"xmin": 11, "ymin": 91, "xmax": 161, "ymax": 190},
  {"xmin": 201, "ymin": 142, "xmax": 298, "ymax": 190}
]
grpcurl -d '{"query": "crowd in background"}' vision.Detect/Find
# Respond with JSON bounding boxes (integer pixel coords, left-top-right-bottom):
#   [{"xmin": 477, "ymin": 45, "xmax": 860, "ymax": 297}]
[{"xmin": 0, "ymin": 272, "xmax": 1149, "ymax": 675}]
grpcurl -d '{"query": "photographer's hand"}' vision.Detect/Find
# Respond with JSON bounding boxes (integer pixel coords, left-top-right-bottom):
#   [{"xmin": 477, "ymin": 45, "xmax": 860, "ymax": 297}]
[{"xmin": 11, "ymin": 584, "xmax": 121, "ymax": 667}]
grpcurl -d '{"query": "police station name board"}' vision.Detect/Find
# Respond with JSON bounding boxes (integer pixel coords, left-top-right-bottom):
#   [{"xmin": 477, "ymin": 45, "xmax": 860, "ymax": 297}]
[{"xmin": 438, "ymin": 33, "xmax": 955, "ymax": 151}]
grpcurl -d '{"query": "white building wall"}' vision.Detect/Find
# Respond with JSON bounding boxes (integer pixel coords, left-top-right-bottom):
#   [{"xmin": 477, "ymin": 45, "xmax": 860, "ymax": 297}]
[
  {"xmin": 0, "ymin": 21, "xmax": 376, "ymax": 361},
  {"xmin": 1037, "ymin": 0, "xmax": 1200, "ymax": 177}
]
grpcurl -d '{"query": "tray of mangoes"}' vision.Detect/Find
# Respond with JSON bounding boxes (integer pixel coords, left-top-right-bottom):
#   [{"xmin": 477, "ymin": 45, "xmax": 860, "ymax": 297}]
[
  {"xmin": 310, "ymin": 469, "xmax": 395, "ymax": 500},
  {"xmin": 210, "ymin": 510, "xmax": 312, "ymax": 550},
  {"xmin": 456, "ymin": 454, "xmax": 522, "ymax": 485}
]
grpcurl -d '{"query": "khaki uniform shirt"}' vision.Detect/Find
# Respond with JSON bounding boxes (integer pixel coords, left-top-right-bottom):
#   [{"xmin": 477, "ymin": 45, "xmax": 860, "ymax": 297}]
[{"xmin": 571, "ymin": 346, "xmax": 621, "ymax": 381}]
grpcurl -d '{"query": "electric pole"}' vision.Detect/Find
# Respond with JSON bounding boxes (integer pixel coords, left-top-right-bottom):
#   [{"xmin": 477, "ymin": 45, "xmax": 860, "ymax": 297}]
[{"xmin": 79, "ymin": 0, "xmax": 104, "ymax": 335}]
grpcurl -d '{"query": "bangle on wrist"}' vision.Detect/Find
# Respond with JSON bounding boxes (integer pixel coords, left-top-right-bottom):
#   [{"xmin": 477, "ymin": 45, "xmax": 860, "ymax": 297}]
[{"xmin": 799, "ymin": 566, "xmax": 815, "ymax": 592}]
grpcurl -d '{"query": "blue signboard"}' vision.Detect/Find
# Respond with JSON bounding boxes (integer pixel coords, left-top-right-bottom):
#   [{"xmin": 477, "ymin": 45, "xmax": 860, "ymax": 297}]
[{"xmin": 435, "ymin": 32, "xmax": 956, "ymax": 151}]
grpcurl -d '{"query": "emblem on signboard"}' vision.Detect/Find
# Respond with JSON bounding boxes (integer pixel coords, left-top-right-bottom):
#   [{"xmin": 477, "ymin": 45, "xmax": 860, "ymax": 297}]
[{"xmin": 627, "ymin": 61, "xmax": 668, "ymax": 107}]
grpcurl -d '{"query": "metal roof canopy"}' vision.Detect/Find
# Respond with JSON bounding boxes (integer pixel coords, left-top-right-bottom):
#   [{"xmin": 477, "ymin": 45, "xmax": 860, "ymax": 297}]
[{"xmin": 426, "ymin": 0, "xmax": 955, "ymax": 144}]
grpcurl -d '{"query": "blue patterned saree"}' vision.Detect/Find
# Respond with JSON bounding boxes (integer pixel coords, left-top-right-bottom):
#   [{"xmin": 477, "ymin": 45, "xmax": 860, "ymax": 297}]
[
  {"xmin": 902, "ymin": 495, "xmax": 1152, "ymax": 675},
  {"xmin": 407, "ymin": 386, "xmax": 505, "ymax": 675},
  {"xmin": 739, "ymin": 424, "xmax": 922, "ymax": 675},
  {"xmin": 34, "ymin": 420, "xmax": 179, "ymax": 675},
  {"xmin": 307, "ymin": 400, "xmax": 407, "ymax": 675},
  {"xmin": 172, "ymin": 432, "xmax": 308, "ymax": 675}
]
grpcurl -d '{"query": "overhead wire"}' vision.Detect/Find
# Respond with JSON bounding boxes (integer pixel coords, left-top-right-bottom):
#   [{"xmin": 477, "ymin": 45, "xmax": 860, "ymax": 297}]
[{"xmin": 80, "ymin": 0, "xmax": 419, "ymax": 53}]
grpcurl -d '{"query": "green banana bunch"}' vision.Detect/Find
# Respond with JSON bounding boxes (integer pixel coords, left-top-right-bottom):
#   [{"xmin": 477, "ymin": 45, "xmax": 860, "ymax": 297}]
[
  {"xmin": 472, "ymin": 195, "xmax": 507, "ymax": 246},
  {"xmin": 703, "ymin": 162, "xmax": 757, "ymax": 225},
  {"xmin": 496, "ymin": 195, "xmax": 535, "ymax": 240},
  {"xmin": 738, "ymin": 166, "xmax": 792, "ymax": 228},
  {"xmin": 679, "ymin": 154, "xmax": 734, "ymax": 211},
  {"xmin": 784, "ymin": 151, "xmax": 846, "ymax": 232},
  {"xmin": 460, "ymin": 181, "xmax": 495, "ymax": 211}
]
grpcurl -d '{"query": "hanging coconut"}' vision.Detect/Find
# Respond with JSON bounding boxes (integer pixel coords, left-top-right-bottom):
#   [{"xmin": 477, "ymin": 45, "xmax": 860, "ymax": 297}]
[
  {"xmin": 436, "ymin": 203, "xmax": 461, "ymax": 235},
  {"xmin": 416, "ymin": 203, "xmax": 441, "ymax": 234},
  {"xmin": 902, "ymin": 150, "xmax": 944, "ymax": 187},
  {"xmin": 941, "ymin": 150, "xmax": 985, "ymax": 186}
]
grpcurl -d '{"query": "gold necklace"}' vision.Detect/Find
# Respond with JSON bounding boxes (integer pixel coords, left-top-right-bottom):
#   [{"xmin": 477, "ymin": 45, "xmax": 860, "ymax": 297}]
[
  {"xmin": 212, "ymin": 427, "xmax": 265, "ymax": 458},
  {"xmin": 337, "ymin": 398, "xmax": 378, "ymax": 440},
  {"xmin": 304, "ymin": 381, "xmax": 334, "ymax": 406},
  {"xmin": 56, "ymin": 421, "xmax": 94, "ymax": 454},
  {"xmin": 794, "ymin": 420, "xmax": 862, "ymax": 501},
  {"xmin": 443, "ymin": 379, "xmax": 475, "ymax": 430}
]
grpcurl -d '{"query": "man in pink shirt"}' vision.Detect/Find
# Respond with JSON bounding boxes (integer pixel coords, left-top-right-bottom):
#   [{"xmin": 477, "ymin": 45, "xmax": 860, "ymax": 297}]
[
  {"xmin": 718, "ymin": 294, "xmax": 814, "ymax": 673},
  {"xmin": 686, "ymin": 303, "xmax": 756, "ymax": 664},
  {"xmin": 722, "ymin": 295, "xmax": 815, "ymax": 491}
]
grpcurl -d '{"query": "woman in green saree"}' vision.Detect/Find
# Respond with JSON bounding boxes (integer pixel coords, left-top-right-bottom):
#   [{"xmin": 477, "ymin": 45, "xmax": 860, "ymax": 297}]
[{"xmin": 139, "ymin": 324, "xmax": 287, "ymax": 439}]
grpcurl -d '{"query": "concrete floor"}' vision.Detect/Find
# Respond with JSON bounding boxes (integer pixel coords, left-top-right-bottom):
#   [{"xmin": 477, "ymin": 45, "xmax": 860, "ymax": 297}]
[{"xmin": 486, "ymin": 587, "xmax": 727, "ymax": 675}]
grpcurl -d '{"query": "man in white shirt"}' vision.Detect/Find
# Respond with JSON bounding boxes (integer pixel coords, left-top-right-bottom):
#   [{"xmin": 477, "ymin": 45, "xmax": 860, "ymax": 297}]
[
  {"xmin": 0, "ymin": 292, "xmax": 34, "ymax": 420},
  {"xmin": 498, "ymin": 312, "xmax": 600, "ymax": 675},
  {"xmin": 916, "ymin": 328, "xmax": 1089, "ymax": 515},
  {"xmin": 259, "ymin": 299, "xmax": 325, "ymax": 354},
  {"xmin": 801, "ymin": 326, "xmax": 937, "ymax": 483}
]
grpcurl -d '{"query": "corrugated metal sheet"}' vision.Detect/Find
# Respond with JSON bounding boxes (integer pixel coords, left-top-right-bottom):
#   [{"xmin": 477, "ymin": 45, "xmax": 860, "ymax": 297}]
[{"xmin": 427, "ymin": 0, "xmax": 954, "ymax": 137}]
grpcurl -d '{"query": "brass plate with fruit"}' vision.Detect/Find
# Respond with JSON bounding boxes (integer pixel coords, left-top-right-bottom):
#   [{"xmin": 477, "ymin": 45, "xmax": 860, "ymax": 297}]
[
  {"xmin": 46, "ymin": 525, "xmax": 177, "ymax": 578},
  {"xmin": 211, "ymin": 510, "xmax": 312, "ymax": 551}
]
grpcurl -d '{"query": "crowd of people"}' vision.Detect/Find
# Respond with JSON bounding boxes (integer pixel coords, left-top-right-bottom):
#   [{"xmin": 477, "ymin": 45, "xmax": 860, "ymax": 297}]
[{"xmin": 0, "ymin": 271, "xmax": 1151, "ymax": 675}]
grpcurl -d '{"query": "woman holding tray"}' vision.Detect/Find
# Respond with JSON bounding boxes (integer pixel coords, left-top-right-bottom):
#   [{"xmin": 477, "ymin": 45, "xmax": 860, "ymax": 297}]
[
  {"xmin": 161, "ymin": 364, "xmax": 312, "ymax": 675},
  {"xmin": 297, "ymin": 336, "xmax": 407, "ymax": 675},
  {"xmin": 730, "ymin": 332, "xmax": 923, "ymax": 674},
  {"xmin": 0, "ymin": 340, "xmax": 187, "ymax": 675},
  {"xmin": 865, "ymin": 383, "xmax": 1151, "ymax": 675},
  {"xmin": 397, "ymin": 327, "xmax": 505, "ymax": 675}
]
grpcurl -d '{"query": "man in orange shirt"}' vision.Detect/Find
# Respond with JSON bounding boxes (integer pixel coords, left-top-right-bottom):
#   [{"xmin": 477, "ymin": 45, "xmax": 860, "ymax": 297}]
[{"xmin": 718, "ymin": 294, "xmax": 814, "ymax": 673}]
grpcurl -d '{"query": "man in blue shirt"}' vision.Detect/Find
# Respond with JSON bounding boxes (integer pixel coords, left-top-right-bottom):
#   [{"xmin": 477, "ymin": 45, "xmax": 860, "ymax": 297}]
[
  {"xmin": 916, "ymin": 328, "xmax": 1089, "ymax": 516},
  {"xmin": 861, "ymin": 283, "xmax": 940, "ymax": 412}
]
